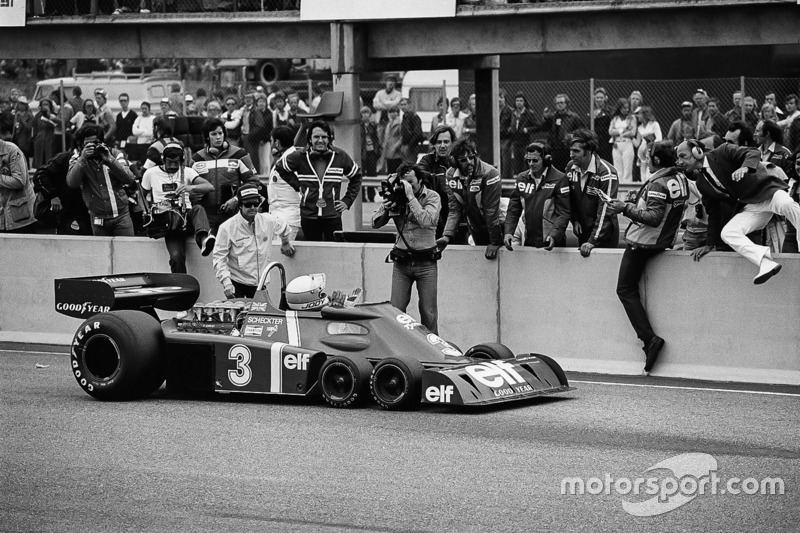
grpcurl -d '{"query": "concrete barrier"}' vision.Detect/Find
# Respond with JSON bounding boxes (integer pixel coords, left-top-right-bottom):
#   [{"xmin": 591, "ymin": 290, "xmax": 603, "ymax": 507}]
[{"xmin": 1, "ymin": 234, "xmax": 798, "ymax": 385}]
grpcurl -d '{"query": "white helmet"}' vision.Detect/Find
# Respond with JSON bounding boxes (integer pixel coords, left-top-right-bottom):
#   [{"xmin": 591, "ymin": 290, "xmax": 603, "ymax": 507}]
[{"xmin": 286, "ymin": 274, "xmax": 330, "ymax": 311}]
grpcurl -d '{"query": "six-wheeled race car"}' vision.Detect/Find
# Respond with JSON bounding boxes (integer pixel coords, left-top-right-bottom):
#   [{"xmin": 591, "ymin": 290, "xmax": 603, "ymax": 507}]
[{"xmin": 54, "ymin": 262, "xmax": 572, "ymax": 410}]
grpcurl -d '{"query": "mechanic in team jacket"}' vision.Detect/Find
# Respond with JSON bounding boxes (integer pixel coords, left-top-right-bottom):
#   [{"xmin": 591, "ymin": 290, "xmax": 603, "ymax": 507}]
[
  {"xmin": 437, "ymin": 138, "xmax": 504, "ymax": 260},
  {"xmin": 565, "ymin": 128, "xmax": 620, "ymax": 257},
  {"xmin": 605, "ymin": 141, "xmax": 689, "ymax": 374},
  {"xmin": 417, "ymin": 125, "xmax": 455, "ymax": 239},
  {"xmin": 191, "ymin": 117, "xmax": 259, "ymax": 233},
  {"xmin": 503, "ymin": 141, "xmax": 571, "ymax": 250},
  {"xmin": 275, "ymin": 120, "xmax": 362, "ymax": 241}
]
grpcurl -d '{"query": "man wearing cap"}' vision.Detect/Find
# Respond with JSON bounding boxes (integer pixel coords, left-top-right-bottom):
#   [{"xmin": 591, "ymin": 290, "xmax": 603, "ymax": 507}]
[
  {"xmin": 185, "ymin": 94, "xmax": 200, "ymax": 117},
  {"xmin": 159, "ymin": 97, "xmax": 177, "ymax": 117},
  {"xmin": 141, "ymin": 142, "xmax": 215, "ymax": 273},
  {"xmin": 212, "ymin": 184, "xmax": 296, "ymax": 299},
  {"xmin": 667, "ymin": 101, "xmax": 708, "ymax": 146}
]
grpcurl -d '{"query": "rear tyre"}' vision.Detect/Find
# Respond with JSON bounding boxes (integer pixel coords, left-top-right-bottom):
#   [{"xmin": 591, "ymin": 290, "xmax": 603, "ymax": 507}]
[
  {"xmin": 70, "ymin": 310, "xmax": 165, "ymax": 401},
  {"xmin": 319, "ymin": 355, "xmax": 373, "ymax": 408},
  {"xmin": 255, "ymin": 59, "xmax": 291, "ymax": 85},
  {"xmin": 370, "ymin": 357, "xmax": 424, "ymax": 410},
  {"xmin": 464, "ymin": 342, "xmax": 515, "ymax": 360},
  {"xmin": 532, "ymin": 353, "xmax": 569, "ymax": 387}
]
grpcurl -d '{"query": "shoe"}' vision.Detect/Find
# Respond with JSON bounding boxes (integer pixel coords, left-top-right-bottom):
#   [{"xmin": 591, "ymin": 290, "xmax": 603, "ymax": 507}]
[
  {"xmin": 139, "ymin": 8, "xmax": 151, "ymax": 13},
  {"xmin": 643, "ymin": 336, "xmax": 665, "ymax": 373},
  {"xmin": 201, "ymin": 234, "xmax": 216, "ymax": 256},
  {"xmin": 753, "ymin": 258, "xmax": 781, "ymax": 284}
]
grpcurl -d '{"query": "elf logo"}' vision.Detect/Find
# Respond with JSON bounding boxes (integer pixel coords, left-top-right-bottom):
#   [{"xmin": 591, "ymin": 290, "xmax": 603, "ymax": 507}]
[
  {"xmin": 425, "ymin": 385, "xmax": 454, "ymax": 403},
  {"xmin": 464, "ymin": 360, "xmax": 525, "ymax": 389},
  {"xmin": 284, "ymin": 353, "xmax": 310, "ymax": 371}
]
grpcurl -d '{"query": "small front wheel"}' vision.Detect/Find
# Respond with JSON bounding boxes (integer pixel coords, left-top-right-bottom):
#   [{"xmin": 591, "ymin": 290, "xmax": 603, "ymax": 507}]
[
  {"xmin": 319, "ymin": 355, "xmax": 373, "ymax": 408},
  {"xmin": 464, "ymin": 342, "xmax": 515, "ymax": 360},
  {"xmin": 370, "ymin": 357, "xmax": 424, "ymax": 410}
]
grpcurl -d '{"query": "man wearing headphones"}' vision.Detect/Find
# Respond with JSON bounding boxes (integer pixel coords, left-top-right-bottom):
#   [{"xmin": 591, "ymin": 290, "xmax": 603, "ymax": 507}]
[
  {"xmin": 141, "ymin": 142, "xmax": 215, "ymax": 273},
  {"xmin": 438, "ymin": 138, "xmax": 504, "ymax": 260},
  {"xmin": 142, "ymin": 115, "xmax": 182, "ymax": 170},
  {"xmin": 213, "ymin": 184, "xmax": 295, "ymax": 299},
  {"xmin": 417, "ymin": 125, "xmax": 455, "ymax": 239},
  {"xmin": 605, "ymin": 141, "xmax": 689, "ymax": 373},
  {"xmin": 192, "ymin": 117, "xmax": 259, "ymax": 233},
  {"xmin": 274, "ymin": 120, "xmax": 362, "ymax": 241},
  {"xmin": 503, "ymin": 141, "xmax": 571, "ymax": 250},
  {"xmin": 677, "ymin": 138, "xmax": 800, "ymax": 283}
]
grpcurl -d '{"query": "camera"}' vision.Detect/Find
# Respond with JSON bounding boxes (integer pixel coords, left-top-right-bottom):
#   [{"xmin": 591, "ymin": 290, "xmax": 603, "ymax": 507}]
[
  {"xmin": 85, "ymin": 140, "xmax": 109, "ymax": 160},
  {"xmin": 380, "ymin": 173, "xmax": 407, "ymax": 210}
]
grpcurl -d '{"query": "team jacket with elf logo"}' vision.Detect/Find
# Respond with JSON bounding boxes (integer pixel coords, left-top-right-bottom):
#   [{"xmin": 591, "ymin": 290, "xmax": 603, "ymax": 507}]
[
  {"xmin": 565, "ymin": 154, "xmax": 619, "ymax": 247},
  {"xmin": 443, "ymin": 159, "xmax": 504, "ymax": 245},
  {"xmin": 276, "ymin": 147, "xmax": 362, "ymax": 219},
  {"xmin": 504, "ymin": 166, "xmax": 571, "ymax": 247},
  {"xmin": 191, "ymin": 144, "xmax": 258, "ymax": 213},
  {"xmin": 622, "ymin": 167, "xmax": 690, "ymax": 249}
]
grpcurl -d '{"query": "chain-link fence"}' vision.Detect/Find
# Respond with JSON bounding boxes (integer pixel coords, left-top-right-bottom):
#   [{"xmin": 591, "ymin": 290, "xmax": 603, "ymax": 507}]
[{"xmin": 28, "ymin": 0, "xmax": 299, "ymax": 17}]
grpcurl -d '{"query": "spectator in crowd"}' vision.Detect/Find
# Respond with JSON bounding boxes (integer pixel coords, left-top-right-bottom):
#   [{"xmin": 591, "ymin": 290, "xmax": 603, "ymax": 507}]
[
  {"xmin": 114, "ymin": 93, "xmax": 137, "ymax": 148},
  {"xmin": 678, "ymin": 139, "xmax": 800, "ymax": 284},
  {"xmin": 49, "ymin": 90, "xmax": 74, "ymax": 154},
  {"xmin": 381, "ymin": 106, "xmax": 403, "ymax": 174},
  {"xmin": 777, "ymin": 94, "xmax": 798, "ymax": 147},
  {"xmin": 275, "ymin": 121, "xmax": 362, "ymax": 241},
  {"xmin": 725, "ymin": 120, "xmax": 755, "ymax": 147},
  {"xmin": 68, "ymin": 87, "xmax": 84, "ymax": 117},
  {"xmin": 94, "ymin": 90, "xmax": 116, "ymax": 145},
  {"xmin": 222, "ymin": 95, "xmax": 243, "ymax": 147},
  {"xmin": 31, "ymin": 145, "xmax": 91, "ymax": 235},
  {"xmin": 268, "ymin": 125, "xmax": 302, "ymax": 241},
  {"xmin": 757, "ymin": 119, "xmax": 793, "ymax": 176},
  {"xmin": 167, "ymin": 84, "xmax": 183, "ymax": 116},
  {"xmin": 0, "ymin": 97, "xmax": 13, "ymax": 126},
  {"xmin": 417, "ymin": 125, "xmax": 455, "ymax": 240},
  {"xmin": 667, "ymin": 101, "xmax": 707, "ymax": 146},
  {"xmin": 499, "ymin": 88, "xmax": 515, "ymax": 180},
  {"xmin": 191, "ymin": 117, "xmax": 259, "ymax": 233},
  {"xmin": 702, "ymin": 97, "xmax": 729, "ymax": 139},
  {"xmin": 239, "ymin": 92, "xmax": 255, "ymax": 164},
  {"xmin": 141, "ymin": 142, "xmax": 215, "ymax": 273},
  {"xmin": 248, "ymin": 93, "xmax": 273, "ymax": 176},
  {"xmin": 591, "ymin": 87, "xmax": 613, "ymax": 162},
  {"xmin": 0, "ymin": 116, "xmax": 37, "ymax": 233},
  {"xmin": 691, "ymin": 89, "xmax": 708, "ymax": 124},
  {"xmin": 461, "ymin": 93, "xmax": 477, "ymax": 143},
  {"xmin": 399, "ymin": 97, "xmax": 424, "ymax": 163},
  {"xmin": 503, "ymin": 141, "xmax": 570, "ymax": 250},
  {"xmin": 782, "ymin": 147, "xmax": 800, "ymax": 253},
  {"xmin": 565, "ymin": 128, "xmax": 620, "ymax": 256},
  {"xmin": 33, "ymin": 99, "xmax": 57, "ymax": 168},
  {"xmin": 505, "ymin": 92, "xmax": 538, "ymax": 177},
  {"xmin": 285, "ymin": 92, "xmax": 305, "ymax": 131},
  {"xmin": 635, "ymin": 105, "xmax": 663, "ymax": 181},
  {"xmin": 608, "ymin": 97, "xmax": 638, "ymax": 183},
  {"xmin": 605, "ymin": 140, "xmax": 689, "ymax": 374},
  {"xmin": 541, "ymin": 93, "xmax": 585, "ymax": 172},
  {"xmin": 184, "ymin": 94, "xmax": 200, "ymax": 116},
  {"xmin": 132, "ymin": 101, "xmax": 155, "ymax": 145},
  {"xmin": 159, "ymin": 96, "xmax": 177, "ymax": 117},
  {"xmin": 438, "ymin": 138, "xmax": 504, "ymax": 260},
  {"xmin": 372, "ymin": 75, "xmax": 402, "ymax": 131},
  {"xmin": 143, "ymin": 115, "xmax": 182, "ymax": 170},
  {"xmin": 372, "ymin": 163, "xmax": 442, "ymax": 333},
  {"xmin": 760, "ymin": 103, "xmax": 778, "ymax": 124},
  {"xmin": 206, "ymin": 100, "xmax": 223, "ymax": 120},
  {"xmin": 742, "ymin": 97, "xmax": 759, "ymax": 130},
  {"xmin": 11, "ymin": 97, "xmax": 34, "ymax": 164},
  {"xmin": 194, "ymin": 88, "xmax": 208, "ymax": 115},
  {"xmin": 764, "ymin": 92, "xmax": 784, "ymax": 121},
  {"xmin": 66, "ymin": 124, "xmax": 136, "ymax": 236},
  {"xmin": 430, "ymin": 97, "xmax": 462, "ymax": 138},
  {"xmin": 213, "ymin": 184, "xmax": 295, "ymax": 299},
  {"xmin": 447, "ymin": 97, "xmax": 467, "ymax": 138},
  {"xmin": 71, "ymin": 99, "xmax": 98, "ymax": 131},
  {"xmin": 629, "ymin": 90, "xmax": 643, "ymax": 112},
  {"xmin": 8, "ymin": 89, "xmax": 21, "ymax": 109},
  {"xmin": 724, "ymin": 91, "xmax": 743, "ymax": 123},
  {"xmin": 360, "ymin": 106, "xmax": 381, "ymax": 203}
]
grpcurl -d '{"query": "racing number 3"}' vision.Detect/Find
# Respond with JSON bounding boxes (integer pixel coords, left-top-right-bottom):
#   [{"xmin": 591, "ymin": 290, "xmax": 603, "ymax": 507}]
[{"xmin": 228, "ymin": 344, "xmax": 252, "ymax": 386}]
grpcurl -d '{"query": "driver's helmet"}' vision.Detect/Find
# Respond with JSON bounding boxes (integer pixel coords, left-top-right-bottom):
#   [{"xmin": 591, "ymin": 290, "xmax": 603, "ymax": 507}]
[{"xmin": 286, "ymin": 273, "xmax": 330, "ymax": 311}]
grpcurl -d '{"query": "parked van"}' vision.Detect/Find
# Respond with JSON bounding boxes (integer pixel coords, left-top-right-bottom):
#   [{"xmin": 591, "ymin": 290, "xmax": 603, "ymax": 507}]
[
  {"xmin": 401, "ymin": 69, "xmax": 459, "ymax": 136},
  {"xmin": 31, "ymin": 70, "xmax": 182, "ymax": 114}
]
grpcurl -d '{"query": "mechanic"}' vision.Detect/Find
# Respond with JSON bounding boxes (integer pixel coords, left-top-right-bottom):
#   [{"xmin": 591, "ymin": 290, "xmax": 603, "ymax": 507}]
[
  {"xmin": 66, "ymin": 124, "xmax": 136, "ymax": 236},
  {"xmin": 437, "ymin": 138, "xmax": 504, "ymax": 260},
  {"xmin": 212, "ymin": 184, "xmax": 295, "ymax": 299},
  {"xmin": 140, "ymin": 142, "xmax": 216, "ymax": 273},
  {"xmin": 267, "ymin": 125, "xmax": 302, "ymax": 241},
  {"xmin": 192, "ymin": 117, "xmax": 260, "ymax": 233},
  {"xmin": 605, "ymin": 141, "xmax": 689, "ymax": 374},
  {"xmin": 372, "ymin": 163, "xmax": 442, "ymax": 333},
  {"xmin": 274, "ymin": 120, "xmax": 362, "ymax": 242},
  {"xmin": 503, "ymin": 141, "xmax": 571, "ymax": 250},
  {"xmin": 677, "ymin": 139, "xmax": 800, "ymax": 284},
  {"xmin": 565, "ymin": 128, "xmax": 620, "ymax": 257},
  {"xmin": 142, "ymin": 115, "xmax": 182, "ymax": 170},
  {"xmin": 417, "ymin": 124, "xmax": 455, "ymax": 240}
]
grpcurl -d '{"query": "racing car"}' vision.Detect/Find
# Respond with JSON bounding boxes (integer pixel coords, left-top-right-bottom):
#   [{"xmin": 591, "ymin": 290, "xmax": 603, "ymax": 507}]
[{"xmin": 54, "ymin": 262, "xmax": 573, "ymax": 410}]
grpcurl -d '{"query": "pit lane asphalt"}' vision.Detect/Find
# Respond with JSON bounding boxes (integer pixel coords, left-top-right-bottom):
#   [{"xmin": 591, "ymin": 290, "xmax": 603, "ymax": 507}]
[{"xmin": 2, "ymin": 350, "xmax": 798, "ymax": 533}]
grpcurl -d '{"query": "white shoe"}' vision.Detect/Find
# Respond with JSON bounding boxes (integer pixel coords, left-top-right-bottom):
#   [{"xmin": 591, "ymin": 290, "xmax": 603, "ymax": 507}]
[
  {"xmin": 753, "ymin": 258, "xmax": 781, "ymax": 284},
  {"xmin": 139, "ymin": 8, "xmax": 151, "ymax": 13}
]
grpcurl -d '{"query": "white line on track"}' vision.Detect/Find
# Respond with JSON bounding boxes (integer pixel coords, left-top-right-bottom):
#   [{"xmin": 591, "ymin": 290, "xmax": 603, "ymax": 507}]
[
  {"xmin": 571, "ymin": 380, "xmax": 800, "ymax": 397},
  {"xmin": 0, "ymin": 349, "xmax": 68, "ymax": 356}
]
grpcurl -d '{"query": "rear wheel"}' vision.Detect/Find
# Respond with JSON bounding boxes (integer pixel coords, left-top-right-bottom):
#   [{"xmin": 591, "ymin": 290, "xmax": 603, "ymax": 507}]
[
  {"xmin": 370, "ymin": 357, "xmax": 423, "ymax": 410},
  {"xmin": 532, "ymin": 353, "xmax": 569, "ymax": 387},
  {"xmin": 464, "ymin": 342, "xmax": 515, "ymax": 360},
  {"xmin": 318, "ymin": 355, "xmax": 373, "ymax": 408},
  {"xmin": 70, "ymin": 311, "xmax": 165, "ymax": 401},
  {"xmin": 255, "ymin": 59, "xmax": 291, "ymax": 85}
]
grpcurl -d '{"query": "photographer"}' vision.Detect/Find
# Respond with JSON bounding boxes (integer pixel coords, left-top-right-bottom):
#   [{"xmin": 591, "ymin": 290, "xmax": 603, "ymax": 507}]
[
  {"xmin": 66, "ymin": 124, "xmax": 136, "ymax": 236},
  {"xmin": 141, "ymin": 143, "xmax": 215, "ymax": 274},
  {"xmin": 372, "ymin": 164, "xmax": 442, "ymax": 334}
]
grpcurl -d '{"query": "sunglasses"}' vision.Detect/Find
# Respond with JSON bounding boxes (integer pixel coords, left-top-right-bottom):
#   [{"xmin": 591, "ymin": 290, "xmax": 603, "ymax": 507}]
[
  {"xmin": 457, "ymin": 154, "xmax": 475, "ymax": 164},
  {"xmin": 525, "ymin": 157, "xmax": 543, "ymax": 163},
  {"xmin": 241, "ymin": 201, "xmax": 261, "ymax": 208}
]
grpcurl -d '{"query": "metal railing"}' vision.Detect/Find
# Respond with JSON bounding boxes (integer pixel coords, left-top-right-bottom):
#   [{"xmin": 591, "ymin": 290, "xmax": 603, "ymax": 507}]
[{"xmin": 27, "ymin": 0, "xmax": 299, "ymax": 17}]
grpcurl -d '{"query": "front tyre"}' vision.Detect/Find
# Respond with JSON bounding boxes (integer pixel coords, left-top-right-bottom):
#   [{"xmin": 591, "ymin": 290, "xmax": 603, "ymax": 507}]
[
  {"xmin": 319, "ymin": 355, "xmax": 373, "ymax": 408},
  {"xmin": 532, "ymin": 353, "xmax": 569, "ymax": 387},
  {"xmin": 464, "ymin": 342, "xmax": 515, "ymax": 360},
  {"xmin": 370, "ymin": 357, "xmax": 423, "ymax": 410},
  {"xmin": 70, "ymin": 311, "xmax": 165, "ymax": 401}
]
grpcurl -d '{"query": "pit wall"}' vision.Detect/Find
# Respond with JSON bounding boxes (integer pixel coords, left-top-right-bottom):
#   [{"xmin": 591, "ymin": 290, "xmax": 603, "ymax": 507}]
[{"xmin": 1, "ymin": 235, "xmax": 798, "ymax": 385}]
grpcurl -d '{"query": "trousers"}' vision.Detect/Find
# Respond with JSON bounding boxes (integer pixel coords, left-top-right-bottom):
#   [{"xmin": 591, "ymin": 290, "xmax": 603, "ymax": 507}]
[
  {"xmin": 391, "ymin": 260, "xmax": 438, "ymax": 334},
  {"xmin": 616, "ymin": 246, "xmax": 663, "ymax": 343}
]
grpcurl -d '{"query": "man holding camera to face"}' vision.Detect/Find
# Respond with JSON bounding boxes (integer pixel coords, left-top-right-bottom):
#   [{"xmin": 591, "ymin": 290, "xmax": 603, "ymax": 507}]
[
  {"xmin": 372, "ymin": 164, "xmax": 442, "ymax": 334},
  {"xmin": 66, "ymin": 124, "xmax": 136, "ymax": 236}
]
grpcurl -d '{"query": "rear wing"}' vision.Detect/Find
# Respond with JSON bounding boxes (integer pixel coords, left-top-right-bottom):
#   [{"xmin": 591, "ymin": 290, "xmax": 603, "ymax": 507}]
[{"xmin": 54, "ymin": 273, "xmax": 200, "ymax": 320}]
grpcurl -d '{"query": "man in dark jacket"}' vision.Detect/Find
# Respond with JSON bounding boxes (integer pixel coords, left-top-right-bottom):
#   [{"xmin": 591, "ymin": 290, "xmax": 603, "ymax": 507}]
[
  {"xmin": 417, "ymin": 125, "xmax": 455, "ymax": 240},
  {"xmin": 32, "ymin": 149, "xmax": 91, "ymax": 234}
]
